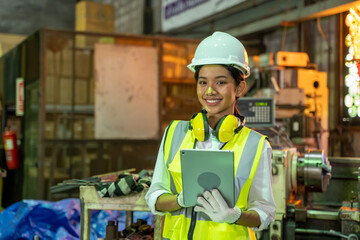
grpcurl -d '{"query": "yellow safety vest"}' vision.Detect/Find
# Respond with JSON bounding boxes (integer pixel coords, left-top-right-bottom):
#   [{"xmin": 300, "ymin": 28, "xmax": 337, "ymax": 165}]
[{"xmin": 162, "ymin": 120, "xmax": 267, "ymax": 240}]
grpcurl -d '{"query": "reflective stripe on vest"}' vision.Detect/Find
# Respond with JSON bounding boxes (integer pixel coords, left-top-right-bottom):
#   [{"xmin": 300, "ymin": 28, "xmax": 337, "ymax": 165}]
[
  {"xmin": 163, "ymin": 120, "xmax": 191, "ymax": 195},
  {"xmin": 163, "ymin": 122, "xmax": 266, "ymax": 240},
  {"xmin": 223, "ymin": 129, "xmax": 266, "ymax": 210}
]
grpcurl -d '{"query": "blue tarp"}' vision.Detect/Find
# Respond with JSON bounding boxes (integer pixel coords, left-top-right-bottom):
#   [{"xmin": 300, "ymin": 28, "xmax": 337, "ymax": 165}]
[{"xmin": 0, "ymin": 199, "xmax": 154, "ymax": 240}]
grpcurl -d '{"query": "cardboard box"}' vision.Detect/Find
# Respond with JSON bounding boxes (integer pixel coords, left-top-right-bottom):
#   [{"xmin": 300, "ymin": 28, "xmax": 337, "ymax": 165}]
[
  {"xmin": 74, "ymin": 117, "xmax": 85, "ymax": 139},
  {"xmin": 76, "ymin": 1, "xmax": 114, "ymax": 22},
  {"xmin": 59, "ymin": 77, "xmax": 72, "ymax": 105},
  {"xmin": 162, "ymin": 42, "xmax": 188, "ymax": 79},
  {"xmin": 75, "ymin": 1, "xmax": 115, "ymax": 47},
  {"xmin": 0, "ymin": 33, "xmax": 26, "ymax": 57},
  {"xmin": 75, "ymin": 78, "xmax": 88, "ymax": 105},
  {"xmin": 46, "ymin": 48, "xmax": 92, "ymax": 79},
  {"xmin": 85, "ymin": 117, "xmax": 94, "ymax": 139},
  {"xmin": 89, "ymin": 77, "xmax": 94, "ymax": 104},
  {"xmin": 57, "ymin": 77, "xmax": 89, "ymax": 105},
  {"xmin": 76, "ymin": 18, "xmax": 114, "ymax": 33},
  {"xmin": 45, "ymin": 75, "xmax": 56, "ymax": 104},
  {"xmin": 46, "ymin": 76, "xmax": 91, "ymax": 105},
  {"xmin": 75, "ymin": 50, "xmax": 92, "ymax": 79},
  {"xmin": 45, "ymin": 121, "xmax": 55, "ymax": 139}
]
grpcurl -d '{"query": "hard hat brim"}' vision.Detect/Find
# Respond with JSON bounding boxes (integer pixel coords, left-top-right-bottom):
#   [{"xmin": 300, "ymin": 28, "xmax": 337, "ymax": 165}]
[{"xmin": 187, "ymin": 61, "xmax": 250, "ymax": 78}]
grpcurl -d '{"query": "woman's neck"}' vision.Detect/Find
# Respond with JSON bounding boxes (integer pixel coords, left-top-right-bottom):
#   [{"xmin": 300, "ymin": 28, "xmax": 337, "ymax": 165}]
[{"xmin": 207, "ymin": 114, "xmax": 226, "ymax": 129}]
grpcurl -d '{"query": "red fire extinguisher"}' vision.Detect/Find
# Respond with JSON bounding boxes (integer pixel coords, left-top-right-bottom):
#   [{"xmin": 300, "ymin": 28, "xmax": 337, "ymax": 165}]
[{"xmin": 3, "ymin": 127, "xmax": 20, "ymax": 170}]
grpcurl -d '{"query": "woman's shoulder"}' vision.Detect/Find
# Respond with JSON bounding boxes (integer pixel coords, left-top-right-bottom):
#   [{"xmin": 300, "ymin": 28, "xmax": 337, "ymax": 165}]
[
  {"xmin": 244, "ymin": 126, "xmax": 264, "ymax": 137},
  {"xmin": 243, "ymin": 127, "xmax": 271, "ymax": 146},
  {"xmin": 163, "ymin": 120, "xmax": 191, "ymax": 137},
  {"xmin": 166, "ymin": 120, "xmax": 190, "ymax": 129}
]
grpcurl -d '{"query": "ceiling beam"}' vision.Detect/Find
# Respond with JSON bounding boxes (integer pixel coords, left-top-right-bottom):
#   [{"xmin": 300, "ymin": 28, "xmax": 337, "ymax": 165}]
[
  {"xmin": 227, "ymin": 0, "xmax": 357, "ymax": 37},
  {"xmin": 164, "ymin": 0, "xmax": 357, "ymax": 38}
]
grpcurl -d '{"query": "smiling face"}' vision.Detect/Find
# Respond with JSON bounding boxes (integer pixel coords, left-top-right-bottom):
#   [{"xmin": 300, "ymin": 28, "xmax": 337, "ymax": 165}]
[{"xmin": 196, "ymin": 65, "xmax": 245, "ymax": 128}]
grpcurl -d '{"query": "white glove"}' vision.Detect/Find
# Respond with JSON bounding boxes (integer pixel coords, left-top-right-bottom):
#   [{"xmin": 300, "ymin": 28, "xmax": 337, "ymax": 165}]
[
  {"xmin": 194, "ymin": 189, "xmax": 242, "ymax": 224},
  {"xmin": 177, "ymin": 190, "xmax": 191, "ymax": 208}
]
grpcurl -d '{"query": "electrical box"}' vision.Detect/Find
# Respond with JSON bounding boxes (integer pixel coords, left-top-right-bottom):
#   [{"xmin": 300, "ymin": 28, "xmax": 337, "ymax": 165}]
[
  {"xmin": 259, "ymin": 51, "xmax": 309, "ymax": 68},
  {"xmin": 276, "ymin": 51, "xmax": 309, "ymax": 67}
]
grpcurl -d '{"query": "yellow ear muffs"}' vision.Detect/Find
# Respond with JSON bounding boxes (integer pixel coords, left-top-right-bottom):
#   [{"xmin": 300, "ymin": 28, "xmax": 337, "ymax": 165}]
[
  {"xmin": 215, "ymin": 115, "xmax": 239, "ymax": 143},
  {"xmin": 191, "ymin": 112, "xmax": 209, "ymax": 142},
  {"xmin": 190, "ymin": 112, "xmax": 241, "ymax": 142}
]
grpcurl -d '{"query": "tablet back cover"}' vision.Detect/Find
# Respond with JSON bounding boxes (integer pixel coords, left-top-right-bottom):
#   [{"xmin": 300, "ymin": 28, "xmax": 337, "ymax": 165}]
[{"xmin": 180, "ymin": 149, "xmax": 235, "ymax": 207}]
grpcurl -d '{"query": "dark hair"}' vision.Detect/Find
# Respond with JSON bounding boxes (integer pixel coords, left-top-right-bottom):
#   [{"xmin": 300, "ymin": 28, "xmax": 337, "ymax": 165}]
[{"xmin": 194, "ymin": 65, "xmax": 244, "ymax": 86}]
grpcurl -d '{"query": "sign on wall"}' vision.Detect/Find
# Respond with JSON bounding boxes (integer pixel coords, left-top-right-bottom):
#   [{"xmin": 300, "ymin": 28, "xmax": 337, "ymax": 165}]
[
  {"xmin": 94, "ymin": 43, "xmax": 159, "ymax": 139},
  {"xmin": 161, "ymin": 0, "xmax": 246, "ymax": 32},
  {"xmin": 16, "ymin": 77, "xmax": 24, "ymax": 116}
]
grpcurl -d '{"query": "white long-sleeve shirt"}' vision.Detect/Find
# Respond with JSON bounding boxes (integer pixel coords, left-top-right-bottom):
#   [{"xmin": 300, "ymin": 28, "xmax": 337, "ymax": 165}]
[{"xmin": 145, "ymin": 126, "xmax": 276, "ymax": 231}]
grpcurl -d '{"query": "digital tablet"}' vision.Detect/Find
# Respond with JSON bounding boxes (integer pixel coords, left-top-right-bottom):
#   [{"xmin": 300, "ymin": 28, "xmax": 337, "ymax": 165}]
[{"xmin": 180, "ymin": 149, "xmax": 235, "ymax": 207}]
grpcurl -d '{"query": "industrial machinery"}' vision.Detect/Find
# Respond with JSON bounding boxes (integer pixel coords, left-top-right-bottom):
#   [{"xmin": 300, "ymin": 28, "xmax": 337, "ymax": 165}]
[
  {"xmin": 268, "ymin": 148, "xmax": 359, "ymax": 240},
  {"xmin": 248, "ymin": 51, "xmax": 329, "ymax": 153},
  {"xmin": 239, "ymin": 52, "xmax": 360, "ymax": 239}
]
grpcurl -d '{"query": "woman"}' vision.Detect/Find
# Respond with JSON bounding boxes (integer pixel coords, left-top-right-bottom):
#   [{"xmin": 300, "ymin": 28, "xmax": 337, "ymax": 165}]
[{"xmin": 145, "ymin": 31, "xmax": 276, "ymax": 240}]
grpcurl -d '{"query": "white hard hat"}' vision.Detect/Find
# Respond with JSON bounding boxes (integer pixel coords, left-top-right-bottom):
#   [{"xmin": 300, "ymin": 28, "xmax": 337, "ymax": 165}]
[{"xmin": 188, "ymin": 31, "xmax": 250, "ymax": 78}]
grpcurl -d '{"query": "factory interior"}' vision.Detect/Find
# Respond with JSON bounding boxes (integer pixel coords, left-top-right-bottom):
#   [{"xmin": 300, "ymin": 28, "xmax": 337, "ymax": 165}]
[{"xmin": 0, "ymin": 0, "xmax": 359, "ymax": 239}]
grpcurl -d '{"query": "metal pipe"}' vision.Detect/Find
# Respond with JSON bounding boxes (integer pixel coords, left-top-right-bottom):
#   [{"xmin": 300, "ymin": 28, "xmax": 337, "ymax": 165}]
[
  {"xmin": 328, "ymin": 157, "xmax": 360, "ymax": 164},
  {"xmin": 295, "ymin": 228, "xmax": 358, "ymax": 240},
  {"xmin": 306, "ymin": 209, "xmax": 339, "ymax": 221},
  {"xmin": 296, "ymin": 228, "xmax": 335, "ymax": 235}
]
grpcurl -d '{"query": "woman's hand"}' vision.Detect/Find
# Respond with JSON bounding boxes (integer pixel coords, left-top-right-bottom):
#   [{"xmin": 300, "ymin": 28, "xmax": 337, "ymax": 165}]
[{"xmin": 194, "ymin": 189, "xmax": 242, "ymax": 224}]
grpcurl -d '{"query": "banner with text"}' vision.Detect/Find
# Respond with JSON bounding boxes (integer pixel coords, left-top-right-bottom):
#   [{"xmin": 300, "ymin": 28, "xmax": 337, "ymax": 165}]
[{"xmin": 162, "ymin": 0, "xmax": 246, "ymax": 32}]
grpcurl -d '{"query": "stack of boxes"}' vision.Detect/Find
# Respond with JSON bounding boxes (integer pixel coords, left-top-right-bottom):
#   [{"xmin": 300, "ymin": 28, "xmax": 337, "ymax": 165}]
[
  {"xmin": 0, "ymin": 33, "xmax": 26, "ymax": 58},
  {"xmin": 45, "ymin": 1, "xmax": 115, "ymax": 140},
  {"xmin": 161, "ymin": 42, "xmax": 200, "ymax": 124},
  {"xmin": 75, "ymin": 1, "xmax": 115, "ymax": 47}
]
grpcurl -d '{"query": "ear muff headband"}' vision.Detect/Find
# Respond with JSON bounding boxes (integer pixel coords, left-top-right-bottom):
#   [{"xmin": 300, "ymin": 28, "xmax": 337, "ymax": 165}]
[
  {"xmin": 202, "ymin": 112, "xmax": 209, "ymax": 140},
  {"xmin": 216, "ymin": 115, "xmax": 239, "ymax": 143},
  {"xmin": 192, "ymin": 112, "xmax": 209, "ymax": 141}
]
